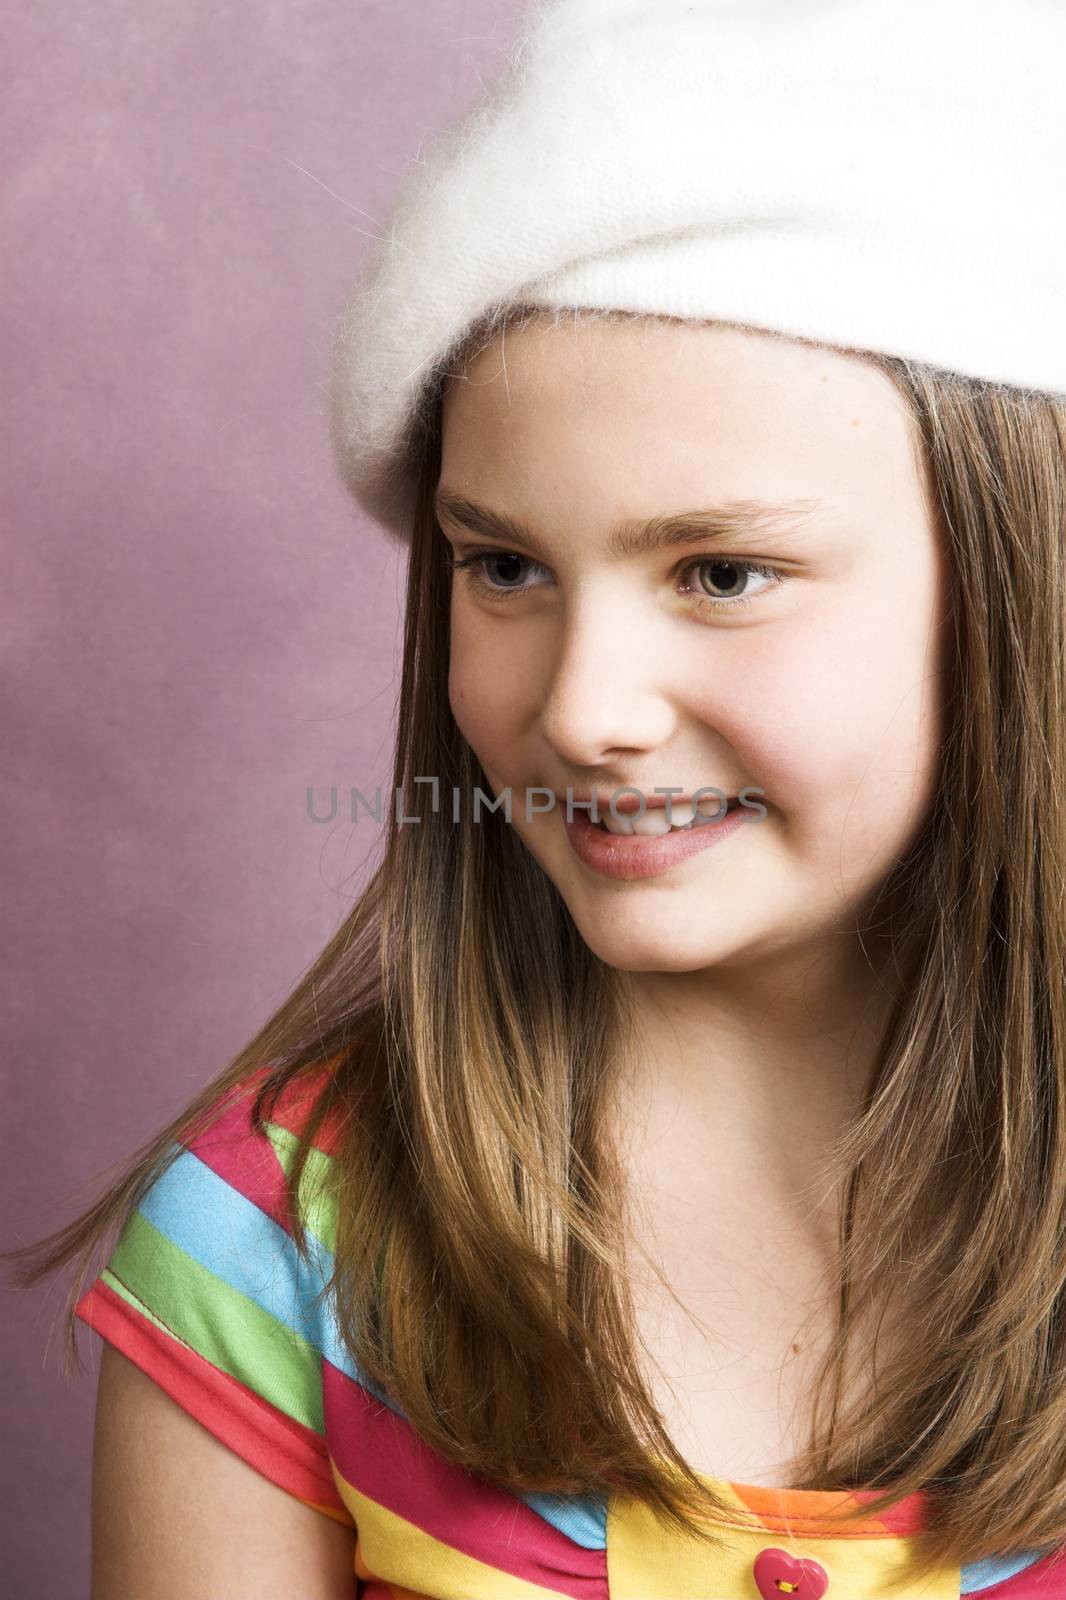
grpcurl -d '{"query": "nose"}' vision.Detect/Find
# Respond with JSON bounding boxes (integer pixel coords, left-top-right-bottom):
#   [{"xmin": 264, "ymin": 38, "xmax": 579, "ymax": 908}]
[{"xmin": 537, "ymin": 592, "xmax": 677, "ymax": 767}]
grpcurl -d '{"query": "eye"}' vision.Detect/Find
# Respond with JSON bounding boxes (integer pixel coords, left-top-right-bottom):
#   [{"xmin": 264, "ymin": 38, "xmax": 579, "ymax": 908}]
[
  {"xmin": 449, "ymin": 548, "xmax": 550, "ymax": 599},
  {"xmin": 448, "ymin": 546, "xmax": 785, "ymax": 613},
  {"xmin": 678, "ymin": 556, "xmax": 782, "ymax": 613}
]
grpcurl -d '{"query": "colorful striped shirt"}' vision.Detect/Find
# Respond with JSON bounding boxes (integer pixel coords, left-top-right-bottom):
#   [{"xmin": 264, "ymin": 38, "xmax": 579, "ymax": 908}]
[{"xmin": 75, "ymin": 1066, "xmax": 1066, "ymax": 1597}]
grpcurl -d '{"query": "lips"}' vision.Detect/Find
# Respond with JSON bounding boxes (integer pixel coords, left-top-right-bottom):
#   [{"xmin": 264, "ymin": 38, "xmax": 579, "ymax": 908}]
[{"xmin": 562, "ymin": 794, "xmax": 750, "ymax": 880}]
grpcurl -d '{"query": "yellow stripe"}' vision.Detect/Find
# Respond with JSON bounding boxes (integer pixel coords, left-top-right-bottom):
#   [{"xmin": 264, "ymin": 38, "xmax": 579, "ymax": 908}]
[
  {"xmin": 336, "ymin": 1479, "xmax": 582, "ymax": 1600},
  {"xmin": 606, "ymin": 1494, "xmax": 961, "ymax": 1599}
]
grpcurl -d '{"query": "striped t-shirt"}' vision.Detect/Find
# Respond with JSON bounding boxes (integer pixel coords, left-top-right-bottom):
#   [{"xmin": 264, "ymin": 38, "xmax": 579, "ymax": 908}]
[{"xmin": 75, "ymin": 1065, "xmax": 1064, "ymax": 1598}]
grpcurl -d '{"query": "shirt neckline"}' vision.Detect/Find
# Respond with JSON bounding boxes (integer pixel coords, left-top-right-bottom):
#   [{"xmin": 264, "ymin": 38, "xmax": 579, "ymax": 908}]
[{"xmin": 659, "ymin": 1465, "xmax": 931, "ymax": 1539}]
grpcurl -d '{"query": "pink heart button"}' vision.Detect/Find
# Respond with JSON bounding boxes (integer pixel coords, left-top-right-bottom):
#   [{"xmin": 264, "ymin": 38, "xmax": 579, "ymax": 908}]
[{"xmin": 753, "ymin": 1545, "xmax": 829, "ymax": 1599}]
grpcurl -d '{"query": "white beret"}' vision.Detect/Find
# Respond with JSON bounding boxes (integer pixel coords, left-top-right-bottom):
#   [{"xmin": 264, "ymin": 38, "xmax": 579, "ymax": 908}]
[{"xmin": 328, "ymin": 0, "xmax": 1066, "ymax": 547}]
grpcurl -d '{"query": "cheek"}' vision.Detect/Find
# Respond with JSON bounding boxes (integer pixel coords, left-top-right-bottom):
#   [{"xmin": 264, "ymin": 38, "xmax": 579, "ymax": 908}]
[
  {"xmin": 821, "ymin": 597, "xmax": 947, "ymax": 827},
  {"xmin": 448, "ymin": 621, "xmax": 526, "ymax": 766},
  {"xmin": 691, "ymin": 605, "xmax": 944, "ymax": 858}
]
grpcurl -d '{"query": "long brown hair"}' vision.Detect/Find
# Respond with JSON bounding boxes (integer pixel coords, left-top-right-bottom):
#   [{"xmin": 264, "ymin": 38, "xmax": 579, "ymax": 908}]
[{"xmin": 7, "ymin": 305, "xmax": 1066, "ymax": 1577}]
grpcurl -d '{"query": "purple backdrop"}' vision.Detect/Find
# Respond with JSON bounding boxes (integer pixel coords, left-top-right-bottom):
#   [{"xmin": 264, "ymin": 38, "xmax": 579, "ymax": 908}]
[{"xmin": 1, "ymin": 2, "xmax": 526, "ymax": 1591}]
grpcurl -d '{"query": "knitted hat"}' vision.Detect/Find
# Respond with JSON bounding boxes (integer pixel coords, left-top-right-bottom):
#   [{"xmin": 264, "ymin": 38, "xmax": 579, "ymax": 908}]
[{"xmin": 328, "ymin": 0, "xmax": 1066, "ymax": 548}]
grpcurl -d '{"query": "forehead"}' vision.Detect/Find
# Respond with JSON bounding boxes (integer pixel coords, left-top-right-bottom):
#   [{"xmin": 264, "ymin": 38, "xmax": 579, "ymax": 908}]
[{"xmin": 439, "ymin": 313, "xmax": 922, "ymax": 522}]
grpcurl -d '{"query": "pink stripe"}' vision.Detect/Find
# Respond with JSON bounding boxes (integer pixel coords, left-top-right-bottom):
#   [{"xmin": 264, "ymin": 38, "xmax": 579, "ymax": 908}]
[
  {"xmin": 183, "ymin": 1088, "xmax": 296, "ymax": 1235},
  {"xmin": 76, "ymin": 1280, "xmax": 353, "ymax": 1523},
  {"xmin": 853, "ymin": 1492, "xmax": 930, "ymax": 1537},
  {"xmin": 323, "ymin": 1360, "xmax": 608, "ymax": 1599},
  {"xmin": 263, "ymin": 1061, "xmax": 348, "ymax": 1157},
  {"xmin": 181, "ymin": 1065, "xmax": 347, "ymax": 1235}
]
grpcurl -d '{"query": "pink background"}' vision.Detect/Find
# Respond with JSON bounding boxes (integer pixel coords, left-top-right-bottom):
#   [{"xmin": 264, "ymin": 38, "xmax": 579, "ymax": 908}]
[{"xmin": 2, "ymin": 2, "xmax": 525, "ymax": 1590}]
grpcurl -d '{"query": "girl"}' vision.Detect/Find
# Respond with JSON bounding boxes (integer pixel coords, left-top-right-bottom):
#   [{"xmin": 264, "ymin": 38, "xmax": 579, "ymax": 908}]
[{"xmin": 7, "ymin": 0, "xmax": 1066, "ymax": 1595}]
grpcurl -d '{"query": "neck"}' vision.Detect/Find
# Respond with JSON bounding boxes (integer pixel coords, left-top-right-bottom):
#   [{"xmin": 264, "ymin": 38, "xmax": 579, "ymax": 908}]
[{"xmin": 607, "ymin": 933, "xmax": 903, "ymax": 1235}]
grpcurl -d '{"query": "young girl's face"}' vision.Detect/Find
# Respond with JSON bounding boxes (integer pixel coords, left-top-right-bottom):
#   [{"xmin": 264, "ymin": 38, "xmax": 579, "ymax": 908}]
[{"xmin": 438, "ymin": 313, "xmax": 953, "ymax": 974}]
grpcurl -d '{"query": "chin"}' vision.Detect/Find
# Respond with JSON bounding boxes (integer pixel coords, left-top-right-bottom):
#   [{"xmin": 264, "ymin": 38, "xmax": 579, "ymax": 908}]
[{"xmin": 566, "ymin": 913, "xmax": 743, "ymax": 975}]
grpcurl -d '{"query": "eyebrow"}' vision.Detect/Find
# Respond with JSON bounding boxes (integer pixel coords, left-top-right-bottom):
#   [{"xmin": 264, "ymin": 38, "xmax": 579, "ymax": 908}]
[{"xmin": 433, "ymin": 488, "xmax": 826, "ymax": 559}]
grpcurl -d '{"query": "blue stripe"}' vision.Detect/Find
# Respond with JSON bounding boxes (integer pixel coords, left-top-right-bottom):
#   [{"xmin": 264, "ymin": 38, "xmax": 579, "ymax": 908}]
[
  {"xmin": 960, "ymin": 1547, "xmax": 1051, "ymax": 1592},
  {"xmin": 138, "ymin": 1143, "xmax": 364, "ymax": 1384},
  {"xmin": 520, "ymin": 1491, "xmax": 607, "ymax": 1549}
]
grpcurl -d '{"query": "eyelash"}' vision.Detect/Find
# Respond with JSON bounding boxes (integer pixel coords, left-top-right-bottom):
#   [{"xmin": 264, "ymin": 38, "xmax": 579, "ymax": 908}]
[{"xmin": 448, "ymin": 547, "xmax": 783, "ymax": 614}]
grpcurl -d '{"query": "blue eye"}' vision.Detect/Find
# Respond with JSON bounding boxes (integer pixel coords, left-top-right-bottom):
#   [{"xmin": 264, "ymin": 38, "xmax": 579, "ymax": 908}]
[
  {"xmin": 449, "ymin": 547, "xmax": 783, "ymax": 613},
  {"xmin": 451, "ymin": 549, "xmax": 544, "ymax": 597}
]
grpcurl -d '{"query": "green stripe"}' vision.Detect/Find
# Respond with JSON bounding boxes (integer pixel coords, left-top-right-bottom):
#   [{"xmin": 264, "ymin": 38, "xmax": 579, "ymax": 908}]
[
  {"xmin": 100, "ymin": 1266, "xmax": 175, "ymax": 1336},
  {"xmin": 107, "ymin": 1210, "xmax": 325, "ymax": 1435},
  {"xmin": 262, "ymin": 1120, "xmax": 339, "ymax": 1255}
]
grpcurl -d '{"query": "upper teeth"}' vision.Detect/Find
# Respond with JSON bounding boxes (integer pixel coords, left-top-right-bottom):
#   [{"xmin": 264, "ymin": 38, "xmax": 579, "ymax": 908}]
[{"xmin": 597, "ymin": 797, "xmax": 731, "ymax": 836}]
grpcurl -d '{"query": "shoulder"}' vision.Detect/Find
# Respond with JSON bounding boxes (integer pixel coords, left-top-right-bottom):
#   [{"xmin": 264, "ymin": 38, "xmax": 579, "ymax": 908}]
[
  {"xmin": 91, "ymin": 1341, "xmax": 357, "ymax": 1597},
  {"xmin": 76, "ymin": 1057, "xmax": 353, "ymax": 1527}
]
